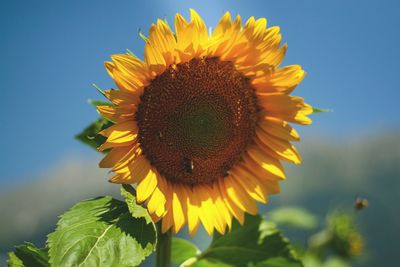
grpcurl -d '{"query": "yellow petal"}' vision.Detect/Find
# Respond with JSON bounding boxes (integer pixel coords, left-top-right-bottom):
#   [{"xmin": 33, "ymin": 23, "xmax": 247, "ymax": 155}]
[
  {"xmin": 104, "ymin": 61, "xmax": 115, "ymax": 79},
  {"xmin": 99, "ymin": 145, "xmax": 136, "ymax": 168},
  {"xmin": 261, "ymin": 179, "xmax": 280, "ymax": 195},
  {"xmin": 213, "ymin": 12, "xmax": 232, "ymax": 37},
  {"xmin": 96, "ymin": 105, "xmax": 118, "ymax": 122},
  {"xmin": 217, "ymin": 15, "xmax": 247, "ymax": 61},
  {"xmin": 147, "ymin": 20, "xmax": 176, "ymax": 66},
  {"xmin": 147, "ymin": 175, "xmax": 167, "ymax": 217},
  {"xmin": 111, "ymin": 145, "xmax": 141, "ymax": 172},
  {"xmin": 109, "ymin": 173, "xmax": 129, "ymax": 184},
  {"xmin": 110, "ymin": 155, "xmax": 149, "ymax": 184},
  {"xmin": 103, "ymin": 89, "xmax": 140, "ymax": 106},
  {"xmin": 241, "ymin": 153, "xmax": 283, "ymax": 182},
  {"xmin": 243, "ymin": 17, "xmax": 267, "ymax": 44},
  {"xmin": 144, "ymin": 41, "xmax": 167, "ymax": 75},
  {"xmin": 174, "ymin": 9, "xmax": 208, "ymax": 60},
  {"xmin": 246, "ymin": 145, "xmax": 286, "ymax": 179},
  {"xmin": 111, "ymin": 54, "xmax": 149, "ymax": 81},
  {"xmin": 110, "ymin": 54, "xmax": 149, "ymax": 92},
  {"xmin": 98, "ymin": 120, "xmax": 138, "ymax": 151},
  {"xmin": 174, "ymin": 13, "xmax": 191, "ymax": 53},
  {"xmin": 202, "ymin": 185, "xmax": 226, "ymax": 235},
  {"xmin": 218, "ymin": 178, "xmax": 245, "ymax": 225},
  {"xmin": 259, "ymin": 117, "xmax": 300, "ymax": 141},
  {"xmin": 259, "ymin": 26, "xmax": 281, "ymax": 51},
  {"xmin": 258, "ymin": 94, "xmax": 308, "ymax": 113},
  {"xmin": 100, "ymin": 119, "xmax": 136, "ymax": 136},
  {"xmin": 111, "ymin": 71, "xmax": 145, "ymax": 95},
  {"xmin": 230, "ymin": 167, "xmax": 268, "ymax": 203},
  {"xmin": 196, "ymin": 185, "xmax": 216, "ymax": 235},
  {"xmin": 238, "ymin": 163, "xmax": 281, "ymax": 195},
  {"xmin": 136, "ymin": 168, "xmax": 158, "ymax": 203},
  {"xmin": 189, "ymin": 9, "xmax": 208, "ymax": 48},
  {"xmin": 210, "ymin": 183, "xmax": 232, "ymax": 232},
  {"xmin": 185, "ymin": 187, "xmax": 201, "ymax": 235},
  {"xmin": 258, "ymin": 94, "xmax": 313, "ymax": 125},
  {"xmin": 252, "ymin": 65, "xmax": 306, "ymax": 94},
  {"xmin": 172, "ymin": 184, "xmax": 186, "ymax": 233},
  {"xmin": 256, "ymin": 130, "xmax": 302, "ymax": 164},
  {"xmin": 97, "ymin": 104, "xmax": 136, "ymax": 123},
  {"xmin": 223, "ymin": 176, "xmax": 258, "ymax": 214},
  {"xmin": 260, "ymin": 43, "xmax": 287, "ymax": 68}
]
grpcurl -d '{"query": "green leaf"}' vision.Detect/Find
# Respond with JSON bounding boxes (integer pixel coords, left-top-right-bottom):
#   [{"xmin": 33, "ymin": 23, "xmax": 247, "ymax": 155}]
[
  {"xmin": 171, "ymin": 238, "xmax": 199, "ymax": 265},
  {"xmin": 75, "ymin": 118, "xmax": 114, "ymax": 151},
  {"xmin": 198, "ymin": 214, "xmax": 303, "ymax": 267},
  {"xmin": 268, "ymin": 207, "xmax": 318, "ymax": 230},
  {"xmin": 120, "ymin": 185, "xmax": 155, "ymax": 225},
  {"xmin": 47, "ymin": 196, "xmax": 156, "ymax": 267},
  {"xmin": 7, "ymin": 242, "xmax": 49, "ymax": 267}
]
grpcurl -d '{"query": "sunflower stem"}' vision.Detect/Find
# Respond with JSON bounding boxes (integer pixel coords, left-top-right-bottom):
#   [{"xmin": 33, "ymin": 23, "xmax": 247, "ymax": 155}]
[{"xmin": 156, "ymin": 224, "xmax": 172, "ymax": 267}]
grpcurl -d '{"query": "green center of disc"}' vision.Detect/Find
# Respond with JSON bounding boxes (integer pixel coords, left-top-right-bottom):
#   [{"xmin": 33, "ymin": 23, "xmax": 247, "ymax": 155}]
[{"xmin": 166, "ymin": 96, "xmax": 231, "ymax": 157}]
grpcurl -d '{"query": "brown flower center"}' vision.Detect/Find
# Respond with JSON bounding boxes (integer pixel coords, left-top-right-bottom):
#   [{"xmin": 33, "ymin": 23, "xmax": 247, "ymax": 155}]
[{"xmin": 136, "ymin": 57, "xmax": 258, "ymax": 185}]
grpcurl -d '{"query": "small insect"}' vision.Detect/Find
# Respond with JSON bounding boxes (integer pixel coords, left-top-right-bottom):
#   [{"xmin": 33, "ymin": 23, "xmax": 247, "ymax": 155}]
[
  {"xmin": 183, "ymin": 157, "xmax": 194, "ymax": 173},
  {"xmin": 354, "ymin": 197, "xmax": 369, "ymax": 210},
  {"xmin": 155, "ymin": 131, "xmax": 163, "ymax": 142}
]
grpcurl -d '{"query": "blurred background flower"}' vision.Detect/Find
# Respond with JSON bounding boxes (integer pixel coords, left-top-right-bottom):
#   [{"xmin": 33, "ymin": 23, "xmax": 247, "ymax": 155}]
[{"xmin": 1, "ymin": 0, "xmax": 399, "ymax": 266}]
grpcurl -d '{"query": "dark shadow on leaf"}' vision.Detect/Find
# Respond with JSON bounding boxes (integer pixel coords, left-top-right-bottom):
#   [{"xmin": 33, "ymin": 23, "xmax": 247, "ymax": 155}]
[{"xmin": 97, "ymin": 197, "xmax": 156, "ymax": 250}]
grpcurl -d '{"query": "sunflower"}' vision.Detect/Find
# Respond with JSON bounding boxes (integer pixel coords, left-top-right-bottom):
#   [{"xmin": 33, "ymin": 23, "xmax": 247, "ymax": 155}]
[{"xmin": 97, "ymin": 9, "xmax": 312, "ymax": 235}]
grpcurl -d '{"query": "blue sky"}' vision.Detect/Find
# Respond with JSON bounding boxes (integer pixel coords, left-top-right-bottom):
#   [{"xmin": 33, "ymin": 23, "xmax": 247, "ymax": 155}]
[{"xmin": 1, "ymin": 0, "xmax": 399, "ymax": 184}]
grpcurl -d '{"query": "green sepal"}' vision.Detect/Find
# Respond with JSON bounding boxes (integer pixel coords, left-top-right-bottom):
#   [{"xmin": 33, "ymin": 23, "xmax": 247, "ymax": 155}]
[
  {"xmin": 92, "ymin": 83, "xmax": 106, "ymax": 97},
  {"xmin": 126, "ymin": 49, "xmax": 138, "ymax": 58},
  {"xmin": 88, "ymin": 99, "xmax": 113, "ymax": 107},
  {"xmin": 138, "ymin": 30, "xmax": 148, "ymax": 42},
  {"xmin": 312, "ymin": 107, "xmax": 332, "ymax": 113}
]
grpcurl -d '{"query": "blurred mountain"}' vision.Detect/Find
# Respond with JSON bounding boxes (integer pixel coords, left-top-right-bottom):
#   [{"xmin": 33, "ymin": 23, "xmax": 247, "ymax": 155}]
[{"xmin": 1, "ymin": 132, "xmax": 399, "ymax": 266}]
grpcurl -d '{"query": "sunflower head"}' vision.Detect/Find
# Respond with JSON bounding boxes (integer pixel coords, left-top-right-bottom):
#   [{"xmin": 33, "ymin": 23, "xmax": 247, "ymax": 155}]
[
  {"xmin": 329, "ymin": 211, "xmax": 365, "ymax": 258},
  {"xmin": 97, "ymin": 9, "xmax": 312, "ymax": 235}
]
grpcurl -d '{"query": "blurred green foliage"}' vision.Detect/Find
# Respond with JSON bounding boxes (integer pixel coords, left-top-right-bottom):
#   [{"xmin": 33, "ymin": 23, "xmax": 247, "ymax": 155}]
[
  {"xmin": 269, "ymin": 206, "xmax": 366, "ymax": 267},
  {"xmin": 268, "ymin": 207, "xmax": 318, "ymax": 230}
]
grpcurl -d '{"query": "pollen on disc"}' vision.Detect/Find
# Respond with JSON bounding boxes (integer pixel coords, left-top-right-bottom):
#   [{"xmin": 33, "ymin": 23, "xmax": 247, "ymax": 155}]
[{"xmin": 136, "ymin": 57, "xmax": 259, "ymax": 185}]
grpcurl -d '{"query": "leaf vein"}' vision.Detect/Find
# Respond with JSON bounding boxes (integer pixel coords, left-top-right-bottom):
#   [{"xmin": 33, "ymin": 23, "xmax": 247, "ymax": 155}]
[{"xmin": 78, "ymin": 224, "xmax": 113, "ymax": 267}]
